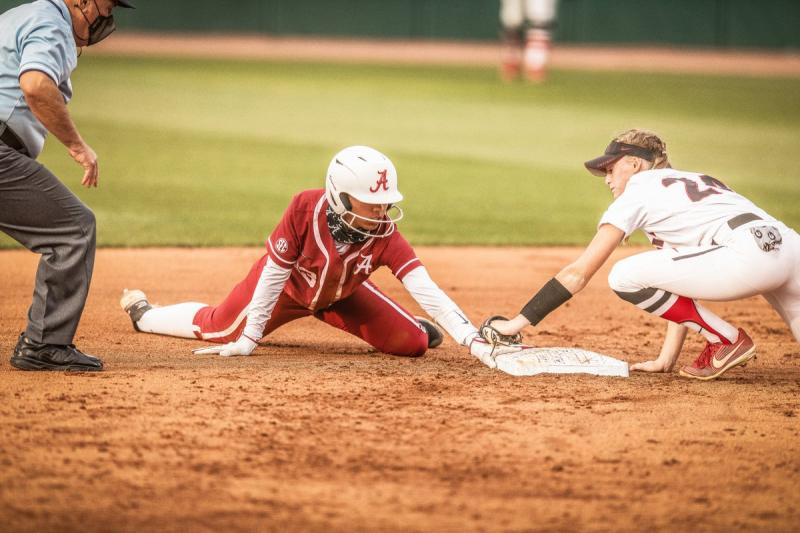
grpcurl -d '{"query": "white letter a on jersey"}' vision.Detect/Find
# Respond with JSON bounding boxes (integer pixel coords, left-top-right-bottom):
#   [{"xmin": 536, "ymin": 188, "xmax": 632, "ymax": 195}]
[{"xmin": 354, "ymin": 254, "xmax": 373, "ymax": 275}]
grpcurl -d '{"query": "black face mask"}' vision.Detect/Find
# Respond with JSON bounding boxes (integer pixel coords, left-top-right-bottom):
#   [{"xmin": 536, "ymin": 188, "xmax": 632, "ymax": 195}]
[
  {"xmin": 326, "ymin": 206, "xmax": 369, "ymax": 245},
  {"xmin": 77, "ymin": 0, "xmax": 117, "ymax": 46}
]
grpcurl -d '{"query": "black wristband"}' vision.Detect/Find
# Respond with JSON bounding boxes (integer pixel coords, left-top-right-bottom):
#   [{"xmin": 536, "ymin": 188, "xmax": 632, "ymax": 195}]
[{"xmin": 519, "ymin": 278, "xmax": 572, "ymax": 326}]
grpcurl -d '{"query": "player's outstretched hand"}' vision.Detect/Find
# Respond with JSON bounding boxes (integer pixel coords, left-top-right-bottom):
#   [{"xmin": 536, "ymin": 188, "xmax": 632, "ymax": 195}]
[
  {"xmin": 192, "ymin": 336, "xmax": 258, "ymax": 357},
  {"xmin": 630, "ymin": 359, "xmax": 671, "ymax": 373},
  {"xmin": 468, "ymin": 336, "xmax": 532, "ymax": 369},
  {"xmin": 480, "ymin": 315, "xmax": 523, "ymax": 345},
  {"xmin": 469, "ymin": 337, "xmax": 499, "ymax": 368}
]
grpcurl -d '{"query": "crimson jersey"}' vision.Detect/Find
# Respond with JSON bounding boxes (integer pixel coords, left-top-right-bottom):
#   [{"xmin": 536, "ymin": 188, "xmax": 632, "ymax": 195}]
[{"xmin": 265, "ymin": 189, "xmax": 422, "ymax": 311}]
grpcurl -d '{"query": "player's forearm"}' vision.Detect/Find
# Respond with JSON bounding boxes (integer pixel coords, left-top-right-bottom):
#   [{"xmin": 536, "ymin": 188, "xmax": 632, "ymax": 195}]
[
  {"xmin": 554, "ymin": 224, "xmax": 625, "ymax": 295},
  {"xmin": 507, "ymin": 225, "xmax": 624, "ymax": 333},
  {"xmin": 554, "ymin": 263, "xmax": 588, "ymax": 294},
  {"xmin": 242, "ymin": 258, "xmax": 291, "ymax": 342},
  {"xmin": 402, "ymin": 267, "xmax": 478, "ymax": 345},
  {"xmin": 20, "ymin": 71, "xmax": 83, "ymax": 150},
  {"xmin": 490, "ymin": 275, "xmax": 575, "ymax": 337}
]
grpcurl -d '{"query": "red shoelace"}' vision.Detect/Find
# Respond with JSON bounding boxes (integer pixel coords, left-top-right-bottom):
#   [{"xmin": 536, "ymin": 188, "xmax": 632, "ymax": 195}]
[{"xmin": 692, "ymin": 342, "xmax": 720, "ymax": 369}]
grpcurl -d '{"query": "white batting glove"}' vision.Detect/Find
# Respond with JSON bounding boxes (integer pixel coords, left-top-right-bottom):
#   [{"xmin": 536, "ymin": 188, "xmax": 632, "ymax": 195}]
[
  {"xmin": 468, "ymin": 335, "xmax": 532, "ymax": 369},
  {"xmin": 192, "ymin": 336, "xmax": 258, "ymax": 357},
  {"xmin": 468, "ymin": 336, "xmax": 499, "ymax": 369}
]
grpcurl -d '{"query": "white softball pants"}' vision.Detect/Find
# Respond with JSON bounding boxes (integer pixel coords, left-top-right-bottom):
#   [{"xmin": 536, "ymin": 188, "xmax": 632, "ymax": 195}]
[
  {"xmin": 608, "ymin": 223, "xmax": 800, "ymax": 342},
  {"xmin": 500, "ymin": 0, "xmax": 558, "ymax": 29}
]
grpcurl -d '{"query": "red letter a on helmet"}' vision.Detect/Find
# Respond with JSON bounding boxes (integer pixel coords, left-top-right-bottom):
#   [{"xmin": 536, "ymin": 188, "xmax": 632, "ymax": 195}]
[{"xmin": 369, "ymin": 169, "xmax": 390, "ymax": 193}]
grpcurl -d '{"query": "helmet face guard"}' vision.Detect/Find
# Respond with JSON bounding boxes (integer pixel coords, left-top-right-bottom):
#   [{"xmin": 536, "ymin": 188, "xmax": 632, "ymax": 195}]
[
  {"xmin": 325, "ymin": 146, "xmax": 404, "ymax": 239},
  {"xmin": 338, "ymin": 203, "xmax": 404, "ymax": 239}
]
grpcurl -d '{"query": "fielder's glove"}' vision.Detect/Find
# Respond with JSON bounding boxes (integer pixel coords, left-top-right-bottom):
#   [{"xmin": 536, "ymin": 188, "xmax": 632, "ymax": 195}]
[
  {"xmin": 479, "ymin": 315, "xmax": 523, "ymax": 346},
  {"xmin": 192, "ymin": 335, "xmax": 258, "ymax": 357}
]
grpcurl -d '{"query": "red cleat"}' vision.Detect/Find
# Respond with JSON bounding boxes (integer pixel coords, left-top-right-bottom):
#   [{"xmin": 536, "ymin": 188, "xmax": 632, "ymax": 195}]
[{"xmin": 679, "ymin": 328, "xmax": 756, "ymax": 381}]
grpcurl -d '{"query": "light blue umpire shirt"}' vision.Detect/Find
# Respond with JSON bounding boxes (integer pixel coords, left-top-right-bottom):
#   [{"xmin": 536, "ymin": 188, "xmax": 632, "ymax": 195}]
[{"xmin": 0, "ymin": 0, "xmax": 77, "ymax": 158}]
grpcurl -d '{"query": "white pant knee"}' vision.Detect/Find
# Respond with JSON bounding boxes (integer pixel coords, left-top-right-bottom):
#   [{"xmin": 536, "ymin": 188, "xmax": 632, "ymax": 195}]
[{"xmin": 607, "ymin": 258, "xmax": 646, "ymax": 294}]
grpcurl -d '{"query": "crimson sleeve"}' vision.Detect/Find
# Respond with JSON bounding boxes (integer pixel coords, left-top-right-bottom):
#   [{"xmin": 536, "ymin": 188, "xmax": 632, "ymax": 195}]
[
  {"xmin": 381, "ymin": 231, "xmax": 423, "ymax": 281},
  {"xmin": 265, "ymin": 195, "xmax": 303, "ymax": 268}
]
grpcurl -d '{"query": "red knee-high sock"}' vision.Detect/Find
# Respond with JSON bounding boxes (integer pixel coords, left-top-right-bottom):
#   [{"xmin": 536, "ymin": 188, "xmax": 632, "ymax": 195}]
[{"xmin": 660, "ymin": 296, "xmax": 737, "ymax": 344}]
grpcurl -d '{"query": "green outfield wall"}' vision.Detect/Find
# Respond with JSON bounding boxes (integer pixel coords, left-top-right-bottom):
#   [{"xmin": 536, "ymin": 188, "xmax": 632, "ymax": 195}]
[{"xmin": 1, "ymin": 0, "xmax": 798, "ymax": 49}]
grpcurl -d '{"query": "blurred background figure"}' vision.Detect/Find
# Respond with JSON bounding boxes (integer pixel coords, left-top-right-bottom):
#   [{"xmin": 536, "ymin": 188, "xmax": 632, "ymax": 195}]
[{"xmin": 500, "ymin": 0, "xmax": 559, "ymax": 82}]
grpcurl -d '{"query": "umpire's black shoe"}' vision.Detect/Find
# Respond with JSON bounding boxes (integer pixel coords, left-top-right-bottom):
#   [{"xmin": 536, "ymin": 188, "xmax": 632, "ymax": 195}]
[
  {"xmin": 416, "ymin": 317, "xmax": 444, "ymax": 349},
  {"xmin": 10, "ymin": 333, "xmax": 103, "ymax": 372}
]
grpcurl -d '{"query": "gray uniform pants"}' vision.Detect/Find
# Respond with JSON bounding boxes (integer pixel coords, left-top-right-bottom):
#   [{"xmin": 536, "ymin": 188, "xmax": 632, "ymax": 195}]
[{"xmin": 0, "ymin": 142, "xmax": 96, "ymax": 345}]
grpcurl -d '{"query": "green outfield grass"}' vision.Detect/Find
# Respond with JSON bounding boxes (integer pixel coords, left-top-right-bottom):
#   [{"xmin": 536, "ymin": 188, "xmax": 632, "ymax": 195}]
[{"xmin": 2, "ymin": 55, "xmax": 799, "ymax": 247}]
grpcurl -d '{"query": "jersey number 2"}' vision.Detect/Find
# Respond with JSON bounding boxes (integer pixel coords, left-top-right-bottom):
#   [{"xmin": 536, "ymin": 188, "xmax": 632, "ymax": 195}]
[{"xmin": 661, "ymin": 175, "xmax": 731, "ymax": 202}]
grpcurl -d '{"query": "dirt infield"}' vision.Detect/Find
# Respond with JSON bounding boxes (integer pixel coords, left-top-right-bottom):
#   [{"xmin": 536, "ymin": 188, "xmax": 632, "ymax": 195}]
[
  {"xmin": 1, "ymin": 247, "xmax": 798, "ymax": 532},
  {"xmin": 92, "ymin": 32, "xmax": 800, "ymax": 78}
]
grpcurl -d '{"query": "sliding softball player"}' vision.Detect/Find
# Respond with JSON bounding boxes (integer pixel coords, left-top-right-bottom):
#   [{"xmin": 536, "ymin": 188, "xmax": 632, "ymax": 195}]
[
  {"xmin": 121, "ymin": 146, "xmax": 502, "ymax": 366},
  {"xmin": 484, "ymin": 129, "xmax": 799, "ymax": 380}
]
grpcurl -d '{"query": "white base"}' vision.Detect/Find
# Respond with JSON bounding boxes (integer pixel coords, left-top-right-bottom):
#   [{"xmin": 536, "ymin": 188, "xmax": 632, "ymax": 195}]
[{"xmin": 495, "ymin": 347, "xmax": 629, "ymax": 377}]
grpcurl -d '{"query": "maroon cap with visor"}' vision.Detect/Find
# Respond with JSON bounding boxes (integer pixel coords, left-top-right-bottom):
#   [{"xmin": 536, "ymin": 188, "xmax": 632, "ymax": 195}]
[{"xmin": 584, "ymin": 141, "xmax": 656, "ymax": 177}]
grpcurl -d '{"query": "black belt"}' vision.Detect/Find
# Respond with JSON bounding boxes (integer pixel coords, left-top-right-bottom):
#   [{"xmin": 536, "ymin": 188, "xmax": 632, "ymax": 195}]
[
  {"xmin": 0, "ymin": 122, "xmax": 28, "ymax": 155},
  {"xmin": 728, "ymin": 212, "xmax": 762, "ymax": 230}
]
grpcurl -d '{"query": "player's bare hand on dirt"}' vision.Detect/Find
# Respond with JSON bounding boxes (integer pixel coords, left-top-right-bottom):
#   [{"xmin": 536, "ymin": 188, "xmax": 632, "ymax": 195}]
[
  {"xmin": 630, "ymin": 359, "xmax": 671, "ymax": 373},
  {"xmin": 68, "ymin": 141, "xmax": 99, "ymax": 188},
  {"xmin": 192, "ymin": 336, "xmax": 257, "ymax": 357}
]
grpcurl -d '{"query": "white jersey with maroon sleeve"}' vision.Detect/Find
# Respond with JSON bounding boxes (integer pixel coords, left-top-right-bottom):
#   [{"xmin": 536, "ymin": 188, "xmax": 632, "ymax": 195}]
[
  {"xmin": 598, "ymin": 169, "xmax": 777, "ymax": 248},
  {"xmin": 601, "ymin": 167, "xmax": 800, "ymax": 346},
  {"xmin": 265, "ymin": 189, "xmax": 422, "ymax": 311}
]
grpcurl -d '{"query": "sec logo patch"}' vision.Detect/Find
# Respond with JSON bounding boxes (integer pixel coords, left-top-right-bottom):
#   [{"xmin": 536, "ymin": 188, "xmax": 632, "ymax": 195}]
[{"xmin": 276, "ymin": 237, "xmax": 289, "ymax": 253}]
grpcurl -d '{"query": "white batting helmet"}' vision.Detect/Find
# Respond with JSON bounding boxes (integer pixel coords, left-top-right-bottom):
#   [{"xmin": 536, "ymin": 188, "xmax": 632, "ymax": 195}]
[{"xmin": 325, "ymin": 146, "xmax": 404, "ymax": 238}]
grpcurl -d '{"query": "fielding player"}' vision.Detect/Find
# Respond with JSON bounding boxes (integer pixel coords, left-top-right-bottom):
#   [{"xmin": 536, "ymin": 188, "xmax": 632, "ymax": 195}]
[
  {"xmin": 121, "ymin": 146, "xmax": 502, "ymax": 366},
  {"xmin": 499, "ymin": 0, "xmax": 559, "ymax": 82},
  {"xmin": 485, "ymin": 129, "xmax": 800, "ymax": 380}
]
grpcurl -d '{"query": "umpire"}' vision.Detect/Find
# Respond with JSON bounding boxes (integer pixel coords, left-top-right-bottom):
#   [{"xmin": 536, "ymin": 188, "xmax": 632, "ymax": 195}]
[{"xmin": 1, "ymin": 0, "xmax": 135, "ymax": 371}]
